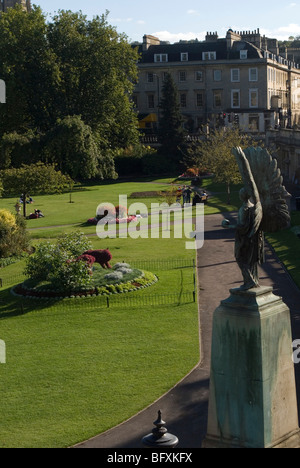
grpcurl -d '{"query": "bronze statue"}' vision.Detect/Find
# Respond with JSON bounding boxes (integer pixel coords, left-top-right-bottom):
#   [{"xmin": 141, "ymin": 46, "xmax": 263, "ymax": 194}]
[{"xmin": 222, "ymin": 146, "xmax": 290, "ymax": 290}]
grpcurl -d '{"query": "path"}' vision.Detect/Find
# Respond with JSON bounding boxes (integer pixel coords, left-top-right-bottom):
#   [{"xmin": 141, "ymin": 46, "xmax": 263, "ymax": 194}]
[{"xmin": 73, "ymin": 212, "xmax": 300, "ymax": 448}]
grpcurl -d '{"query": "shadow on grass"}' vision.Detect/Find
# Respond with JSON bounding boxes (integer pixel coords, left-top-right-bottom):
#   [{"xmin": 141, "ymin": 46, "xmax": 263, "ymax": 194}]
[{"xmin": 0, "ymin": 287, "xmax": 62, "ymax": 320}]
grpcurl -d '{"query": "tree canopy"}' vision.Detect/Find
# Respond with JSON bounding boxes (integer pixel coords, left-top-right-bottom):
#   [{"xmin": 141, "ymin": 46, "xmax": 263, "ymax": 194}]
[
  {"xmin": 185, "ymin": 127, "xmax": 262, "ymax": 203},
  {"xmin": 1, "ymin": 162, "xmax": 73, "ymax": 216},
  {"xmin": 0, "ymin": 6, "xmax": 140, "ymax": 179}
]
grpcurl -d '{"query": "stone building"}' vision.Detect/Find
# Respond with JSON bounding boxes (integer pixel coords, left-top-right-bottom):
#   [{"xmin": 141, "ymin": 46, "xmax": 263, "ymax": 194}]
[
  {"xmin": 0, "ymin": 0, "xmax": 31, "ymax": 12},
  {"xmin": 133, "ymin": 28, "xmax": 300, "ymax": 134},
  {"xmin": 266, "ymin": 128, "xmax": 300, "ymax": 184}
]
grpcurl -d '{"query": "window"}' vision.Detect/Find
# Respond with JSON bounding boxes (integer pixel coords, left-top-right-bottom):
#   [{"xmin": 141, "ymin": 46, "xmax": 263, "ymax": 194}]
[
  {"xmin": 249, "ymin": 89, "xmax": 258, "ymax": 108},
  {"xmin": 196, "ymin": 93, "xmax": 204, "ymax": 107},
  {"xmin": 240, "ymin": 50, "xmax": 248, "ymax": 59},
  {"xmin": 231, "ymin": 89, "xmax": 240, "ymax": 108},
  {"xmin": 231, "ymin": 69, "xmax": 240, "ymax": 82},
  {"xmin": 181, "ymin": 52, "xmax": 188, "ymax": 62},
  {"xmin": 249, "ymin": 68, "xmax": 258, "ymax": 82},
  {"xmin": 147, "ymin": 73, "xmax": 154, "ymax": 83},
  {"xmin": 249, "ymin": 114, "xmax": 259, "ymax": 131},
  {"xmin": 180, "ymin": 93, "xmax": 187, "ymax": 107},
  {"xmin": 213, "ymin": 70, "xmax": 222, "ymax": 81},
  {"xmin": 213, "ymin": 90, "xmax": 222, "ymax": 108},
  {"xmin": 148, "ymin": 94, "xmax": 155, "ymax": 109},
  {"xmin": 202, "ymin": 51, "xmax": 216, "ymax": 61},
  {"xmin": 154, "ymin": 54, "xmax": 168, "ymax": 63},
  {"xmin": 195, "ymin": 71, "xmax": 203, "ymax": 82},
  {"xmin": 179, "ymin": 71, "xmax": 186, "ymax": 82}
]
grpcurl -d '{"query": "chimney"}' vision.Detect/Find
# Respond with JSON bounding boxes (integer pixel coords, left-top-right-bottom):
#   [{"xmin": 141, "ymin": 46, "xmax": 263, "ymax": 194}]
[
  {"xmin": 226, "ymin": 29, "xmax": 241, "ymax": 49},
  {"xmin": 143, "ymin": 35, "xmax": 160, "ymax": 51},
  {"xmin": 205, "ymin": 31, "xmax": 219, "ymax": 42}
]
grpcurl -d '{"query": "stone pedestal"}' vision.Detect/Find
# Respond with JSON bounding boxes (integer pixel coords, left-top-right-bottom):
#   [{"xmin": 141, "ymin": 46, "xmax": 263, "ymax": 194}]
[{"xmin": 203, "ymin": 286, "xmax": 300, "ymax": 448}]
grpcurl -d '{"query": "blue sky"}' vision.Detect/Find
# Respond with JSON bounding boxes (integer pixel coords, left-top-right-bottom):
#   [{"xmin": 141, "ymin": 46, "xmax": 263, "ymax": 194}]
[{"xmin": 34, "ymin": 0, "xmax": 300, "ymax": 43}]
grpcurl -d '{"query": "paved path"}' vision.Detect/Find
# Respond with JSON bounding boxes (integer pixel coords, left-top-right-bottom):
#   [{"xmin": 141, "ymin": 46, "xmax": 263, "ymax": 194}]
[{"xmin": 74, "ymin": 212, "xmax": 300, "ymax": 448}]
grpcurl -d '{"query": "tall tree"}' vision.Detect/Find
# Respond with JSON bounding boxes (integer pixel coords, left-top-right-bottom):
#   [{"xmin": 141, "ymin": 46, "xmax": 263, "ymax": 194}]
[
  {"xmin": 0, "ymin": 6, "xmax": 140, "ymax": 178},
  {"xmin": 42, "ymin": 115, "xmax": 116, "ymax": 180},
  {"xmin": 158, "ymin": 72, "xmax": 186, "ymax": 162},
  {"xmin": 47, "ymin": 10, "xmax": 140, "ymax": 148},
  {"xmin": 0, "ymin": 5, "xmax": 59, "ymax": 134}
]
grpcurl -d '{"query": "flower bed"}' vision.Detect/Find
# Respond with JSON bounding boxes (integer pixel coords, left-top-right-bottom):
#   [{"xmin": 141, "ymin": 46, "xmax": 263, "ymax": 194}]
[
  {"xmin": 11, "ymin": 265, "xmax": 158, "ymax": 300},
  {"xmin": 87, "ymin": 215, "xmax": 137, "ymax": 225}
]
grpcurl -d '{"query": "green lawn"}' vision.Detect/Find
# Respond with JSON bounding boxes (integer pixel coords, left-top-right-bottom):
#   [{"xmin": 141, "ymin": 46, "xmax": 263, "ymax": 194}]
[
  {"xmin": 0, "ymin": 177, "xmax": 200, "ymax": 448},
  {"xmin": 266, "ymin": 211, "xmax": 300, "ymax": 289}
]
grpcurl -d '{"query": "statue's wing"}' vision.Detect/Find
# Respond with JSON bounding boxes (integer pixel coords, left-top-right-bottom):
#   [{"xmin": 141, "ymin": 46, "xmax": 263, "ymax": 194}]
[
  {"xmin": 232, "ymin": 147, "xmax": 263, "ymax": 237},
  {"xmin": 243, "ymin": 147, "xmax": 290, "ymax": 233}
]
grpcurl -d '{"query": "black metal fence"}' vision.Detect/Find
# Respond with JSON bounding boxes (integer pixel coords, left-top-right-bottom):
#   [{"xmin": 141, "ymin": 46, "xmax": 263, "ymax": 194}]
[{"xmin": 1, "ymin": 258, "xmax": 197, "ymax": 310}]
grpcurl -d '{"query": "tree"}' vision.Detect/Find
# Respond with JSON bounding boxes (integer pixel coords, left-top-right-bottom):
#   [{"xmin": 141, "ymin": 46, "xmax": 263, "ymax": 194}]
[
  {"xmin": 47, "ymin": 10, "xmax": 140, "ymax": 147},
  {"xmin": 1, "ymin": 162, "xmax": 74, "ymax": 217},
  {"xmin": 186, "ymin": 127, "xmax": 262, "ymax": 203},
  {"xmin": 0, "ymin": 5, "xmax": 60, "ymax": 134},
  {"xmin": 0, "ymin": 6, "xmax": 140, "ymax": 177},
  {"xmin": 42, "ymin": 116, "xmax": 116, "ymax": 180},
  {"xmin": 158, "ymin": 72, "xmax": 186, "ymax": 163}
]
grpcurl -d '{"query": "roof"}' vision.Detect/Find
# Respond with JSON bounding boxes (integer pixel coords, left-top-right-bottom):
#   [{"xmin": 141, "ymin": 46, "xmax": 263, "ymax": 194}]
[{"xmin": 137, "ymin": 39, "xmax": 264, "ymax": 64}]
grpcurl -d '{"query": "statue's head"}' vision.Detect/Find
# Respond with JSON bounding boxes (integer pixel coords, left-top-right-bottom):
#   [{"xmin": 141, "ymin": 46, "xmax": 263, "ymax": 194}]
[{"xmin": 239, "ymin": 187, "xmax": 250, "ymax": 202}]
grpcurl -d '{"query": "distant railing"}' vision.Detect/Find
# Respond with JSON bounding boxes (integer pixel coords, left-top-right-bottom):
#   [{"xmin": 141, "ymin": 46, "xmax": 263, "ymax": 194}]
[{"xmin": 140, "ymin": 134, "xmax": 206, "ymax": 145}]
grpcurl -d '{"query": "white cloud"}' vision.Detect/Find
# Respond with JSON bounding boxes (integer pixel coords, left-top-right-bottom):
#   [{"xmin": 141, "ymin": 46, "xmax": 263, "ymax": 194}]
[
  {"xmin": 261, "ymin": 24, "xmax": 300, "ymax": 40},
  {"xmin": 151, "ymin": 30, "xmax": 206, "ymax": 43},
  {"xmin": 187, "ymin": 9, "xmax": 200, "ymax": 15},
  {"xmin": 111, "ymin": 17, "xmax": 133, "ymax": 23}
]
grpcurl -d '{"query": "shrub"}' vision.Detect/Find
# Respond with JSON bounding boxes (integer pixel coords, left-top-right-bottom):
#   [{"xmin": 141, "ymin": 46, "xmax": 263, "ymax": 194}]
[
  {"xmin": 0, "ymin": 209, "xmax": 16, "ymax": 228},
  {"xmin": 57, "ymin": 231, "xmax": 92, "ymax": 257},
  {"xmin": 24, "ymin": 232, "xmax": 93, "ymax": 291},
  {"xmin": 51, "ymin": 259, "xmax": 93, "ymax": 291},
  {"xmin": 0, "ymin": 210, "xmax": 30, "ymax": 258}
]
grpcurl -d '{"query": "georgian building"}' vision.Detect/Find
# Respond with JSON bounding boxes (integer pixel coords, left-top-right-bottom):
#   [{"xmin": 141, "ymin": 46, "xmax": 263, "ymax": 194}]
[
  {"xmin": 0, "ymin": 0, "xmax": 31, "ymax": 12},
  {"xmin": 133, "ymin": 28, "xmax": 300, "ymax": 134}
]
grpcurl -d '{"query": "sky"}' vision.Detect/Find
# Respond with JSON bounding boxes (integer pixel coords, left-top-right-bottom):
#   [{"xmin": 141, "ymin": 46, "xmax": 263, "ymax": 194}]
[{"xmin": 34, "ymin": 0, "xmax": 300, "ymax": 43}]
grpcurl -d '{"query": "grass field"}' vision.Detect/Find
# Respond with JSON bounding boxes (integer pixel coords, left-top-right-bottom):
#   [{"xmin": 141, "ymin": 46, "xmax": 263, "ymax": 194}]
[
  {"xmin": 1, "ymin": 174, "xmax": 299, "ymax": 447},
  {"xmin": 0, "ymin": 177, "xmax": 204, "ymax": 448},
  {"xmin": 266, "ymin": 211, "xmax": 300, "ymax": 289}
]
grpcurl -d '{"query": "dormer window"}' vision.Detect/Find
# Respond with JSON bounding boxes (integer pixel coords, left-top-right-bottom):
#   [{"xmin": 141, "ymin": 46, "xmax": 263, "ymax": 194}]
[
  {"xmin": 202, "ymin": 51, "xmax": 216, "ymax": 61},
  {"xmin": 240, "ymin": 50, "xmax": 248, "ymax": 59},
  {"xmin": 154, "ymin": 54, "xmax": 168, "ymax": 63},
  {"xmin": 181, "ymin": 52, "xmax": 189, "ymax": 62}
]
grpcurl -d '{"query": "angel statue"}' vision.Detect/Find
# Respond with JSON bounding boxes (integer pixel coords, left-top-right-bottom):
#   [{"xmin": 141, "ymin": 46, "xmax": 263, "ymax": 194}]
[{"xmin": 222, "ymin": 146, "xmax": 290, "ymax": 291}]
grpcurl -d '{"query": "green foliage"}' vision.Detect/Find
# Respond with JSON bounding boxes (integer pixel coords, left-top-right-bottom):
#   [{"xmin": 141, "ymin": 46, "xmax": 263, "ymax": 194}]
[
  {"xmin": 56, "ymin": 231, "xmax": 92, "ymax": 257},
  {"xmin": 114, "ymin": 145, "xmax": 156, "ymax": 176},
  {"xmin": 1, "ymin": 162, "xmax": 74, "ymax": 216},
  {"xmin": 24, "ymin": 232, "xmax": 93, "ymax": 290},
  {"xmin": 158, "ymin": 72, "xmax": 187, "ymax": 162},
  {"xmin": 42, "ymin": 116, "xmax": 117, "ymax": 180},
  {"xmin": 0, "ymin": 130, "xmax": 39, "ymax": 169},
  {"xmin": 0, "ymin": 210, "xmax": 29, "ymax": 258},
  {"xmin": 186, "ymin": 127, "xmax": 262, "ymax": 203},
  {"xmin": 0, "ymin": 7, "xmax": 140, "ymax": 178}
]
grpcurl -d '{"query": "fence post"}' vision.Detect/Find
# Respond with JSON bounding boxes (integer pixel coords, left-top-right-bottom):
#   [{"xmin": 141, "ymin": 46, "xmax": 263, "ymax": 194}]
[{"xmin": 106, "ymin": 296, "xmax": 110, "ymax": 308}]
